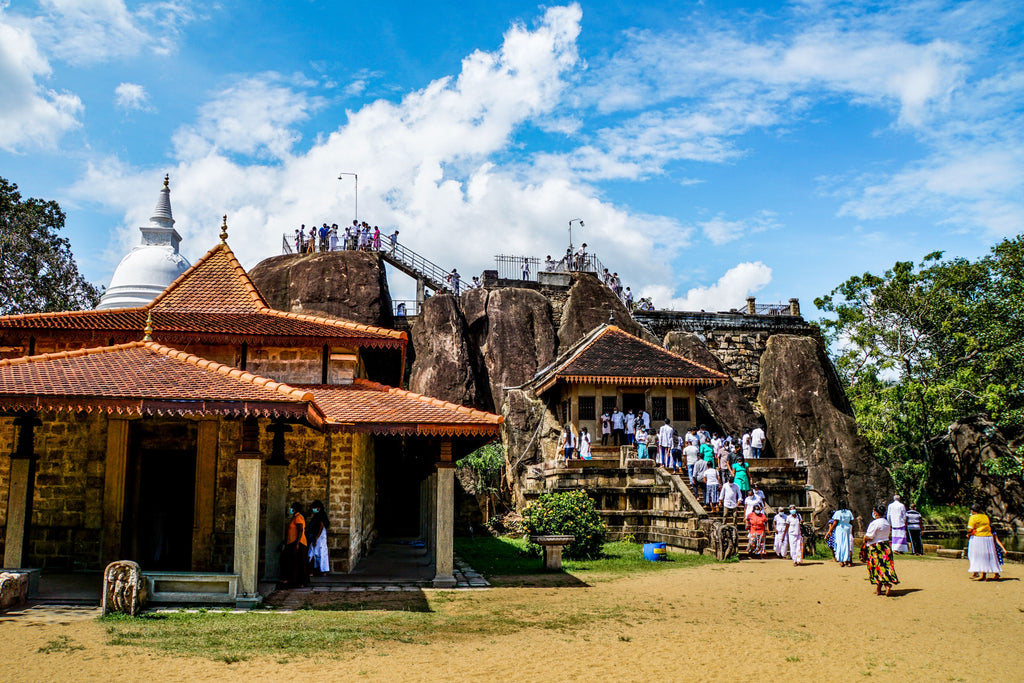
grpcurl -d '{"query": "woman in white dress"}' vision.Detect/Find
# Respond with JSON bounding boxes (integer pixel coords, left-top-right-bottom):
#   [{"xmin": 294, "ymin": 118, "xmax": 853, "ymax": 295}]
[
  {"xmin": 578, "ymin": 427, "xmax": 592, "ymax": 460},
  {"xmin": 785, "ymin": 506, "xmax": 804, "ymax": 565},
  {"xmin": 967, "ymin": 503, "xmax": 1003, "ymax": 581},
  {"xmin": 773, "ymin": 509, "xmax": 789, "ymax": 558},
  {"xmin": 307, "ymin": 500, "xmax": 330, "ymax": 576}
]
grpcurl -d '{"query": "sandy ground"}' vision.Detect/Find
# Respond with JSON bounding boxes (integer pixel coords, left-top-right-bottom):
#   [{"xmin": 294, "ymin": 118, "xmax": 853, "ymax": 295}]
[{"xmin": 1, "ymin": 555, "xmax": 1022, "ymax": 682}]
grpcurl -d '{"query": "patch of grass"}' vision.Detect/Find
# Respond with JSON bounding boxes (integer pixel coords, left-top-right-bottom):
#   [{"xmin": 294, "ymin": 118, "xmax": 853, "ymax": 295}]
[
  {"xmin": 455, "ymin": 536, "xmax": 717, "ymax": 579},
  {"xmin": 785, "ymin": 655, "xmax": 800, "ymax": 662},
  {"xmin": 37, "ymin": 636, "xmax": 85, "ymax": 654},
  {"xmin": 919, "ymin": 504, "xmax": 969, "ymax": 530}
]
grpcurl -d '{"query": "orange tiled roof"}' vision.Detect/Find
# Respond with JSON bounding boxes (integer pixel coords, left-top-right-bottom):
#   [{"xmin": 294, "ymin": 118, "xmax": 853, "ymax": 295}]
[
  {"xmin": 0, "ymin": 243, "xmax": 406, "ymax": 348},
  {"xmin": 533, "ymin": 325, "xmax": 729, "ymax": 394},
  {"xmin": 300, "ymin": 379, "xmax": 503, "ymax": 436},
  {"xmin": 0, "ymin": 341, "xmax": 321, "ymax": 423}
]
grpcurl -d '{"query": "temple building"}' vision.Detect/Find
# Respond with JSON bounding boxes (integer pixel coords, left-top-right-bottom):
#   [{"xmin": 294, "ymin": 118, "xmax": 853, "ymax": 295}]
[
  {"xmin": 0, "ymin": 216, "xmax": 500, "ymax": 601},
  {"xmin": 96, "ymin": 176, "xmax": 191, "ymax": 310},
  {"xmin": 527, "ymin": 324, "xmax": 729, "ymax": 436}
]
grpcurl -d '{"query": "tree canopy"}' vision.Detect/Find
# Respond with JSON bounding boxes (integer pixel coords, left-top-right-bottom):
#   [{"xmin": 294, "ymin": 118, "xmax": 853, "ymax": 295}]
[
  {"xmin": 815, "ymin": 237, "xmax": 1024, "ymax": 499},
  {"xmin": 0, "ymin": 177, "xmax": 102, "ymax": 315}
]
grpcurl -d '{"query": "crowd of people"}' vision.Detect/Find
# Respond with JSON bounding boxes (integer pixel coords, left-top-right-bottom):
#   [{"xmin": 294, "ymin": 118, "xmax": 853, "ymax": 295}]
[{"xmin": 293, "ymin": 220, "xmax": 400, "ymax": 255}]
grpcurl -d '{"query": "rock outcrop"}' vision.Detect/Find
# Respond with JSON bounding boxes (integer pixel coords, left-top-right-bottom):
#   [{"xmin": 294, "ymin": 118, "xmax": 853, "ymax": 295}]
[
  {"xmin": 557, "ymin": 273, "xmax": 646, "ymax": 348},
  {"xmin": 0, "ymin": 572, "xmax": 28, "ymax": 612},
  {"xmin": 927, "ymin": 414, "xmax": 1024, "ymax": 532},
  {"xmin": 409, "ymin": 293, "xmax": 492, "ymax": 411},
  {"xmin": 462, "ymin": 287, "xmax": 558, "ymax": 412},
  {"xmin": 758, "ymin": 335, "xmax": 894, "ymax": 526},
  {"xmin": 249, "ymin": 251, "xmax": 393, "ymax": 328},
  {"xmin": 502, "ymin": 388, "xmax": 563, "ymax": 508},
  {"xmin": 664, "ymin": 331, "xmax": 761, "ymax": 437}
]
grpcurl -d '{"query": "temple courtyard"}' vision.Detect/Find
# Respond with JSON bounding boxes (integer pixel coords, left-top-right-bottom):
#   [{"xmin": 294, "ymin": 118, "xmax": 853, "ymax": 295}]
[{"xmin": 1, "ymin": 552, "xmax": 1020, "ymax": 682}]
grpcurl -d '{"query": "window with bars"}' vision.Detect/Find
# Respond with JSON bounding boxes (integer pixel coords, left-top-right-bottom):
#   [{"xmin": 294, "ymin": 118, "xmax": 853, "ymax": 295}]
[
  {"xmin": 578, "ymin": 396, "xmax": 596, "ymax": 420},
  {"xmin": 651, "ymin": 396, "xmax": 667, "ymax": 421},
  {"xmin": 601, "ymin": 396, "xmax": 617, "ymax": 416},
  {"xmin": 673, "ymin": 397, "xmax": 691, "ymax": 422}
]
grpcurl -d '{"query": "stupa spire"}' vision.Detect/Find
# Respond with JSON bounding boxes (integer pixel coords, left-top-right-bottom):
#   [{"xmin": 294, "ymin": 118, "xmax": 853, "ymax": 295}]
[{"xmin": 150, "ymin": 174, "xmax": 175, "ymax": 229}]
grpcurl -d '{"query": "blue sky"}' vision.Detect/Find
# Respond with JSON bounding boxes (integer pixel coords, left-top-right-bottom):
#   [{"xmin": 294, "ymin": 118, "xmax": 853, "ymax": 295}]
[{"xmin": 2, "ymin": 0, "xmax": 1022, "ymax": 314}]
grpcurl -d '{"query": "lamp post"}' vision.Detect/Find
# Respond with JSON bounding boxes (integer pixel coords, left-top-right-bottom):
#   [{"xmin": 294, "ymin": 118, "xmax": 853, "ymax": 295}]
[
  {"xmin": 568, "ymin": 218, "xmax": 584, "ymax": 252},
  {"xmin": 338, "ymin": 172, "xmax": 358, "ymax": 222}
]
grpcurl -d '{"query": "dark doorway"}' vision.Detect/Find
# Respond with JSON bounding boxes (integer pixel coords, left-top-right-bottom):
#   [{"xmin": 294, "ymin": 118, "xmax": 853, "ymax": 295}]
[
  {"xmin": 622, "ymin": 392, "xmax": 646, "ymax": 415},
  {"xmin": 122, "ymin": 421, "xmax": 197, "ymax": 571},
  {"xmin": 375, "ymin": 436, "xmax": 433, "ymax": 537}
]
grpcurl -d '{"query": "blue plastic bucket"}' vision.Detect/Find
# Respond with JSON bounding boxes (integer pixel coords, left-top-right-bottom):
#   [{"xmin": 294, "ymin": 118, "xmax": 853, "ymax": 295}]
[{"xmin": 643, "ymin": 542, "xmax": 667, "ymax": 561}]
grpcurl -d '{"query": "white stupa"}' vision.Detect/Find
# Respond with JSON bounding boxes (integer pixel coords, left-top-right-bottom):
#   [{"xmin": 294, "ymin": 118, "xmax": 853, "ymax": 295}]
[{"xmin": 97, "ymin": 175, "xmax": 192, "ymax": 310}]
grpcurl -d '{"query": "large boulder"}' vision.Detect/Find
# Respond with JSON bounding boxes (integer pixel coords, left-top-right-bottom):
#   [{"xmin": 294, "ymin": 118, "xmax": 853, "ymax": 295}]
[
  {"xmin": 501, "ymin": 388, "xmax": 563, "ymax": 508},
  {"xmin": 409, "ymin": 293, "xmax": 492, "ymax": 411},
  {"xmin": 462, "ymin": 287, "xmax": 557, "ymax": 412},
  {"xmin": 557, "ymin": 273, "xmax": 646, "ymax": 348},
  {"xmin": 249, "ymin": 251, "xmax": 393, "ymax": 328},
  {"xmin": 927, "ymin": 414, "xmax": 1024, "ymax": 532},
  {"xmin": 758, "ymin": 335, "xmax": 894, "ymax": 527},
  {"xmin": 664, "ymin": 331, "xmax": 760, "ymax": 437}
]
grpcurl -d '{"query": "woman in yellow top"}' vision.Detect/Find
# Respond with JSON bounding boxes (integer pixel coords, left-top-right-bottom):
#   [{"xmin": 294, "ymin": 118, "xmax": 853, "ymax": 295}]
[{"xmin": 967, "ymin": 503, "xmax": 1002, "ymax": 581}]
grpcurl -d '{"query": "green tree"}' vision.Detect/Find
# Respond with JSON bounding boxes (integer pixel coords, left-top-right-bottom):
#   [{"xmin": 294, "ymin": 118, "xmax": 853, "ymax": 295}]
[
  {"xmin": 815, "ymin": 236, "xmax": 1024, "ymax": 500},
  {"xmin": 0, "ymin": 177, "xmax": 102, "ymax": 315}
]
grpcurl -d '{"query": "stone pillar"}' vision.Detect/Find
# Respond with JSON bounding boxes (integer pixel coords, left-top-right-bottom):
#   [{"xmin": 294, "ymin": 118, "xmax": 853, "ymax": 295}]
[
  {"xmin": 263, "ymin": 421, "xmax": 291, "ymax": 581},
  {"xmin": 433, "ymin": 440, "xmax": 456, "ymax": 587},
  {"xmin": 191, "ymin": 420, "xmax": 218, "ymax": 571},
  {"xmin": 416, "ymin": 278, "xmax": 426, "ymax": 311},
  {"xmin": 101, "ymin": 418, "xmax": 130, "ymax": 565},
  {"xmin": 233, "ymin": 419, "xmax": 262, "ymax": 604},
  {"xmin": 746, "ymin": 296, "xmax": 756, "ymax": 315},
  {"xmin": 789, "ymin": 298, "xmax": 801, "ymax": 317},
  {"xmin": 4, "ymin": 414, "xmax": 40, "ymax": 569}
]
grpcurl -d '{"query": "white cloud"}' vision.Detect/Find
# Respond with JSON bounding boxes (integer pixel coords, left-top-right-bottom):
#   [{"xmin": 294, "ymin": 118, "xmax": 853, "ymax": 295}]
[
  {"xmin": 641, "ymin": 262, "xmax": 773, "ymax": 313},
  {"xmin": 171, "ymin": 73, "xmax": 326, "ymax": 160},
  {"xmin": 114, "ymin": 82, "xmax": 152, "ymax": 111},
  {"xmin": 699, "ymin": 211, "xmax": 781, "ymax": 246},
  {"xmin": 0, "ymin": 18, "xmax": 82, "ymax": 151},
  {"xmin": 31, "ymin": 0, "xmax": 195, "ymax": 64}
]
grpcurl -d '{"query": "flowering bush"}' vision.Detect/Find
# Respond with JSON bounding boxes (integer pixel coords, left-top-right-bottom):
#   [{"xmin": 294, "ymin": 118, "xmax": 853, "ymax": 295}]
[{"xmin": 522, "ymin": 490, "xmax": 606, "ymax": 559}]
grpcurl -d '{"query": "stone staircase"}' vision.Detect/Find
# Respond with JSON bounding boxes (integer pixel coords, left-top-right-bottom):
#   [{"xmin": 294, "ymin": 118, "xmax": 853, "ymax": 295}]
[{"xmin": 523, "ymin": 448, "xmax": 812, "ymax": 557}]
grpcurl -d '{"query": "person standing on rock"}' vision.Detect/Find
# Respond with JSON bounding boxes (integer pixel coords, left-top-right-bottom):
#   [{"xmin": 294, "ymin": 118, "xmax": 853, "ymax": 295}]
[
  {"xmin": 658, "ymin": 418, "xmax": 674, "ymax": 467},
  {"xmin": 600, "ymin": 411, "xmax": 611, "ymax": 446},
  {"xmin": 773, "ymin": 508, "xmax": 789, "ymax": 559},
  {"xmin": 521, "ymin": 258, "xmax": 531, "ymax": 280},
  {"xmin": 750, "ymin": 425, "xmax": 765, "ymax": 458},
  {"xmin": 886, "ymin": 495, "xmax": 909, "ymax": 553},
  {"xmin": 611, "ymin": 407, "xmax": 625, "ymax": 445},
  {"xmin": 329, "ymin": 224, "xmax": 339, "ymax": 251}
]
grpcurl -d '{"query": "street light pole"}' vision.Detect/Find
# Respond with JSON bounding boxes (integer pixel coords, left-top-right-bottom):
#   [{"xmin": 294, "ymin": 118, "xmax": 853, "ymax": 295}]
[
  {"xmin": 338, "ymin": 172, "xmax": 358, "ymax": 222},
  {"xmin": 568, "ymin": 217, "xmax": 584, "ymax": 252}
]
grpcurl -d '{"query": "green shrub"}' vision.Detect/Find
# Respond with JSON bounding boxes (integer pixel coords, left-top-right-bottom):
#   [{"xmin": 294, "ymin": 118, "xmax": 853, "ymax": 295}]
[{"xmin": 521, "ymin": 490, "xmax": 606, "ymax": 559}]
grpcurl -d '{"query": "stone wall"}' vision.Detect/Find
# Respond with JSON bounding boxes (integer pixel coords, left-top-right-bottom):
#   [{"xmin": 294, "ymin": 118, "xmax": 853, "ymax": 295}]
[
  {"xmin": 349, "ymin": 433, "xmax": 376, "ymax": 569},
  {"xmin": 25, "ymin": 412, "xmax": 107, "ymax": 569},
  {"xmin": 0, "ymin": 418, "xmax": 13, "ymax": 560}
]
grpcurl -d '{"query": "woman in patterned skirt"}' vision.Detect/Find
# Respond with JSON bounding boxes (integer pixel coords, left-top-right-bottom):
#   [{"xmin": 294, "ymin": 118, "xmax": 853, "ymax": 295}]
[{"xmin": 863, "ymin": 504, "xmax": 899, "ymax": 596}]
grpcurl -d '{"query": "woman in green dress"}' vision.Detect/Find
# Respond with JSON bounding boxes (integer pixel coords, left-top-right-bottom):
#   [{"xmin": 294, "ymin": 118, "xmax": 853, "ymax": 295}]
[{"xmin": 731, "ymin": 457, "xmax": 751, "ymax": 496}]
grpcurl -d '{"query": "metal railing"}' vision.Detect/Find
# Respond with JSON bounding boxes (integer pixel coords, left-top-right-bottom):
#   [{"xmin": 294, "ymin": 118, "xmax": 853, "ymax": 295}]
[
  {"xmin": 392, "ymin": 299, "xmax": 420, "ymax": 317},
  {"xmin": 281, "ymin": 235, "xmax": 294, "ymax": 254},
  {"xmin": 744, "ymin": 302, "xmax": 792, "ymax": 316},
  {"xmin": 494, "ymin": 255, "xmax": 541, "ymax": 281},
  {"xmin": 542, "ymin": 252, "xmax": 606, "ymax": 275}
]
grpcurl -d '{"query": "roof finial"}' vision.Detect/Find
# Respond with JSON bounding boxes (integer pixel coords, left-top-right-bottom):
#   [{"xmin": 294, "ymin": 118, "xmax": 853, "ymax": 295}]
[
  {"xmin": 608, "ymin": 310, "xmax": 615, "ymax": 324},
  {"xmin": 143, "ymin": 312, "xmax": 154, "ymax": 342},
  {"xmin": 163, "ymin": 173, "xmax": 169, "ymax": 189},
  {"xmin": 220, "ymin": 214, "xmax": 228, "ymax": 244}
]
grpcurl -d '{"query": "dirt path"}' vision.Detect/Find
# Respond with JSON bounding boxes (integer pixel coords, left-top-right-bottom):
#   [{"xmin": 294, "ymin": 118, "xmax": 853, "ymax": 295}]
[{"xmin": 1, "ymin": 556, "xmax": 1021, "ymax": 682}]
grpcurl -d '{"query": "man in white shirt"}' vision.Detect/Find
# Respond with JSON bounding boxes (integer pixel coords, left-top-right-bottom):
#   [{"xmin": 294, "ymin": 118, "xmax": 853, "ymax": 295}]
[
  {"xmin": 685, "ymin": 427, "xmax": 699, "ymax": 447},
  {"xmin": 624, "ymin": 410, "xmax": 636, "ymax": 445},
  {"xmin": 886, "ymin": 494, "xmax": 909, "ymax": 553},
  {"xmin": 641, "ymin": 409, "xmax": 651, "ymax": 431},
  {"xmin": 658, "ymin": 419, "xmax": 674, "ymax": 468},
  {"xmin": 720, "ymin": 477, "xmax": 741, "ymax": 524},
  {"xmin": 750, "ymin": 425, "xmax": 766, "ymax": 458},
  {"xmin": 611, "ymin": 407, "xmax": 625, "ymax": 446},
  {"xmin": 684, "ymin": 442, "xmax": 700, "ymax": 484}
]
